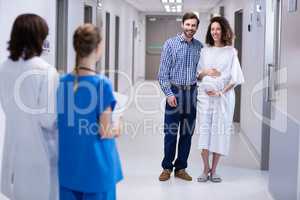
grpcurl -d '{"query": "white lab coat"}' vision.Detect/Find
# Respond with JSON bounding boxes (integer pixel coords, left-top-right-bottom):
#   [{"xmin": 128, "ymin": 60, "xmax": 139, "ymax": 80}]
[{"xmin": 0, "ymin": 57, "xmax": 59, "ymax": 200}]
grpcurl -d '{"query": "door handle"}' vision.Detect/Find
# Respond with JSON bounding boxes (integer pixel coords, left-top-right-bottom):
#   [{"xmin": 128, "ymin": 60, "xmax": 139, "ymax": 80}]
[{"xmin": 267, "ymin": 63, "xmax": 276, "ymax": 102}]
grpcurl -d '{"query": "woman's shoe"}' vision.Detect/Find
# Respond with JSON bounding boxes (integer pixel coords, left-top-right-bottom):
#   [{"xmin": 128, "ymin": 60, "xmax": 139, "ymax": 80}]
[
  {"xmin": 197, "ymin": 172, "xmax": 210, "ymax": 182},
  {"xmin": 209, "ymin": 172, "xmax": 222, "ymax": 183}
]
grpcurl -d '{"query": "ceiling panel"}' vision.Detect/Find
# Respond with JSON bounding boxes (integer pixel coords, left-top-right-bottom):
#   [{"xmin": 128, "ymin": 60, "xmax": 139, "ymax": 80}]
[{"xmin": 124, "ymin": 0, "xmax": 222, "ymax": 13}]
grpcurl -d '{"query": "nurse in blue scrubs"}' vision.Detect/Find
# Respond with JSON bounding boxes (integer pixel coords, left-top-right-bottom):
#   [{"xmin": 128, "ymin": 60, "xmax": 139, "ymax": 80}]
[{"xmin": 57, "ymin": 24, "xmax": 123, "ymax": 200}]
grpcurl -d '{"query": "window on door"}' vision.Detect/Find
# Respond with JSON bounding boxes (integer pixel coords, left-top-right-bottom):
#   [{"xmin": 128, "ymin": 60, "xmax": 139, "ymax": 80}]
[
  {"xmin": 56, "ymin": 0, "xmax": 68, "ymax": 73},
  {"xmin": 84, "ymin": 5, "xmax": 93, "ymax": 23}
]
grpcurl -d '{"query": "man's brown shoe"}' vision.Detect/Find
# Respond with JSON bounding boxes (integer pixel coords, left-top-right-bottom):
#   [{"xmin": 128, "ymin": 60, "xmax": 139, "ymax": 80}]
[
  {"xmin": 159, "ymin": 169, "xmax": 172, "ymax": 181},
  {"xmin": 175, "ymin": 169, "xmax": 192, "ymax": 181}
]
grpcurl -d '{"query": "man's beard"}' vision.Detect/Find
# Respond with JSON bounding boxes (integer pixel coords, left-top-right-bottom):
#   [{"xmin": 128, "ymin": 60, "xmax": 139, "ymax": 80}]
[{"xmin": 184, "ymin": 30, "xmax": 195, "ymax": 39}]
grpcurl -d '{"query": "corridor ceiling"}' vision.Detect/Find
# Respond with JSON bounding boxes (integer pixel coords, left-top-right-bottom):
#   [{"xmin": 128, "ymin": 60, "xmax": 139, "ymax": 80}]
[{"xmin": 124, "ymin": 0, "xmax": 222, "ymax": 13}]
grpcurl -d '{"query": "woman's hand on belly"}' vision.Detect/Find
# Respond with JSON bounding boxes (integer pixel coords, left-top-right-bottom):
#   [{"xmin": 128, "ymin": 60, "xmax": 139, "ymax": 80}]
[
  {"xmin": 198, "ymin": 68, "xmax": 221, "ymax": 80},
  {"xmin": 207, "ymin": 68, "xmax": 221, "ymax": 77},
  {"xmin": 206, "ymin": 90, "xmax": 222, "ymax": 97}
]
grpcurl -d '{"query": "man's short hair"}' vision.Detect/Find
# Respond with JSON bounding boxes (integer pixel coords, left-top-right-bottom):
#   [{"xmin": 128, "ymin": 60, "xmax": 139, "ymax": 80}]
[{"xmin": 182, "ymin": 12, "xmax": 200, "ymax": 26}]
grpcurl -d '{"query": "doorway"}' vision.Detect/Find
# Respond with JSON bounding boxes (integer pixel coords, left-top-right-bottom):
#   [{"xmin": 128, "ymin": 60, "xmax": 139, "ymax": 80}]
[
  {"xmin": 234, "ymin": 10, "xmax": 243, "ymax": 123},
  {"xmin": 261, "ymin": 0, "xmax": 284, "ymax": 171},
  {"xmin": 84, "ymin": 5, "xmax": 93, "ymax": 23},
  {"xmin": 268, "ymin": 0, "xmax": 300, "ymax": 198},
  {"xmin": 95, "ymin": 4, "xmax": 103, "ymax": 72},
  {"xmin": 115, "ymin": 16, "xmax": 120, "ymax": 91},
  {"xmin": 145, "ymin": 15, "xmax": 182, "ymax": 80},
  {"xmin": 132, "ymin": 21, "xmax": 136, "ymax": 84},
  {"xmin": 56, "ymin": 0, "xmax": 68, "ymax": 72},
  {"xmin": 105, "ymin": 12, "xmax": 110, "ymax": 77}
]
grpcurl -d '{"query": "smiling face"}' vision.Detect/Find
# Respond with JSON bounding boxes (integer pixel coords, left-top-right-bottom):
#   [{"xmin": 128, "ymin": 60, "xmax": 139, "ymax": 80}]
[
  {"xmin": 210, "ymin": 22, "xmax": 222, "ymax": 45},
  {"xmin": 181, "ymin": 18, "xmax": 198, "ymax": 39}
]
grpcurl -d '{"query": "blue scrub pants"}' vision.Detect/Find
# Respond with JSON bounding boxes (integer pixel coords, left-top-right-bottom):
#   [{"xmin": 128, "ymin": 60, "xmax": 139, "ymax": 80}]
[{"xmin": 60, "ymin": 186, "xmax": 116, "ymax": 200}]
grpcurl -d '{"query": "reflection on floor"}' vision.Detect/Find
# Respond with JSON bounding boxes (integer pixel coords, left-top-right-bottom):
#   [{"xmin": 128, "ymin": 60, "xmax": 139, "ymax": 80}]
[
  {"xmin": 117, "ymin": 81, "xmax": 273, "ymax": 200},
  {"xmin": 0, "ymin": 81, "xmax": 273, "ymax": 200}
]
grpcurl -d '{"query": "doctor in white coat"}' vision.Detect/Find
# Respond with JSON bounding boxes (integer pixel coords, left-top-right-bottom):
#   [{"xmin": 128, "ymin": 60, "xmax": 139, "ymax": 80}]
[{"xmin": 0, "ymin": 14, "xmax": 58, "ymax": 200}]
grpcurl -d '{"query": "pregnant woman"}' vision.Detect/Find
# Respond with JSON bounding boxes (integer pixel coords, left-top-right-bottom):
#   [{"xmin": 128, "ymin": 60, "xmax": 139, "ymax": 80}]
[{"xmin": 196, "ymin": 16, "xmax": 245, "ymax": 183}]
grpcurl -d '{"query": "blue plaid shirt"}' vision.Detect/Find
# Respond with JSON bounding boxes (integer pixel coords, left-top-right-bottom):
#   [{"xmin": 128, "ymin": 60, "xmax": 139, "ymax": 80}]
[{"xmin": 158, "ymin": 34, "xmax": 203, "ymax": 97}]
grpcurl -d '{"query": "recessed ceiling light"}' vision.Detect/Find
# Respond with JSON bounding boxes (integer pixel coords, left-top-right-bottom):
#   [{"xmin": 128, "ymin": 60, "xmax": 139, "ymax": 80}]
[
  {"xmin": 162, "ymin": 0, "xmax": 183, "ymax": 12},
  {"xmin": 97, "ymin": 0, "xmax": 103, "ymax": 9},
  {"xmin": 165, "ymin": 5, "xmax": 171, "ymax": 12}
]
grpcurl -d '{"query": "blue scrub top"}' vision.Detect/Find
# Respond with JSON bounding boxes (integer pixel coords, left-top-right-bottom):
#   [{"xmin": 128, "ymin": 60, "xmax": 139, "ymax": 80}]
[{"xmin": 57, "ymin": 74, "xmax": 123, "ymax": 193}]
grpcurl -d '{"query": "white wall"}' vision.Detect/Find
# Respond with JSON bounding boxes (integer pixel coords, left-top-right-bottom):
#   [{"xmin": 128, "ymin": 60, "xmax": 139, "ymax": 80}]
[
  {"xmin": 0, "ymin": 0, "xmax": 145, "ymax": 94},
  {"xmin": 60, "ymin": 0, "xmax": 145, "ymax": 94},
  {"xmin": 210, "ymin": 0, "xmax": 266, "ymax": 159},
  {"xmin": 66, "ymin": 0, "xmax": 84, "ymax": 72},
  {"xmin": 211, "ymin": 0, "xmax": 244, "ymax": 30},
  {"xmin": 0, "ymin": 0, "xmax": 3, "ymax": 191},
  {"xmin": 136, "ymin": 13, "xmax": 146, "ymax": 82},
  {"xmin": 0, "ymin": 97, "xmax": 4, "ymax": 190},
  {"xmin": 194, "ymin": 12, "xmax": 210, "ymax": 44},
  {"xmin": 0, "ymin": 0, "xmax": 3, "ymax": 62},
  {"xmin": 268, "ymin": 1, "xmax": 300, "ymax": 199},
  {"xmin": 102, "ymin": 0, "xmax": 146, "ymax": 93},
  {"xmin": 0, "ymin": 0, "xmax": 56, "ymax": 64}
]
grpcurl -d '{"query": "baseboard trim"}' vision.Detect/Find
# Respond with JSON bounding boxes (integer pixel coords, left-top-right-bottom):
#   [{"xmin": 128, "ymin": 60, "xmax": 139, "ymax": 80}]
[{"xmin": 238, "ymin": 127, "xmax": 261, "ymax": 168}]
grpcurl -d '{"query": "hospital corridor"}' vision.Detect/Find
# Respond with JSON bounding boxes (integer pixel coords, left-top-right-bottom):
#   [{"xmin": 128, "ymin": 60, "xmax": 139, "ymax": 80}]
[{"xmin": 0, "ymin": 0, "xmax": 299, "ymax": 200}]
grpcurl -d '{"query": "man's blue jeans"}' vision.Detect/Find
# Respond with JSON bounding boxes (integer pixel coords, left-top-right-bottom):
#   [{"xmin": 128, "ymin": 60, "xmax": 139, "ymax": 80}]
[{"xmin": 161, "ymin": 84, "xmax": 197, "ymax": 172}]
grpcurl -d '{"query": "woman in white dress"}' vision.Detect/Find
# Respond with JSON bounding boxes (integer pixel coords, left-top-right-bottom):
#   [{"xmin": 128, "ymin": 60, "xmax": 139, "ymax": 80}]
[
  {"xmin": 196, "ymin": 16, "xmax": 244, "ymax": 182},
  {"xmin": 0, "ymin": 14, "xmax": 58, "ymax": 199}
]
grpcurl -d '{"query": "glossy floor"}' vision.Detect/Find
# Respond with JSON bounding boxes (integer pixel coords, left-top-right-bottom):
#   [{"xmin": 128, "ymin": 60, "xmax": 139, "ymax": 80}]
[{"xmin": 116, "ymin": 81, "xmax": 273, "ymax": 200}]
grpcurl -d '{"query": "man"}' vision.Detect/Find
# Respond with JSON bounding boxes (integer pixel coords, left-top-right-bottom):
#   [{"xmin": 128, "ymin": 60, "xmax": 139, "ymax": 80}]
[{"xmin": 158, "ymin": 12, "xmax": 202, "ymax": 181}]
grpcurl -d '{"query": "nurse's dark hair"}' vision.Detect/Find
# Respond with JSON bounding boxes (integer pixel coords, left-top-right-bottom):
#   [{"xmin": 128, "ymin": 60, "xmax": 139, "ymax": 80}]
[
  {"xmin": 8, "ymin": 14, "xmax": 49, "ymax": 61},
  {"xmin": 205, "ymin": 16, "xmax": 233, "ymax": 46},
  {"xmin": 182, "ymin": 12, "xmax": 200, "ymax": 26},
  {"xmin": 73, "ymin": 24, "xmax": 102, "ymax": 91}
]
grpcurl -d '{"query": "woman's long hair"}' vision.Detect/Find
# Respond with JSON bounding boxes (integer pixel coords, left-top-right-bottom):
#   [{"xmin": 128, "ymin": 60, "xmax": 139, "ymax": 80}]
[{"xmin": 205, "ymin": 16, "xmax": 233, "ymax": 46}]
